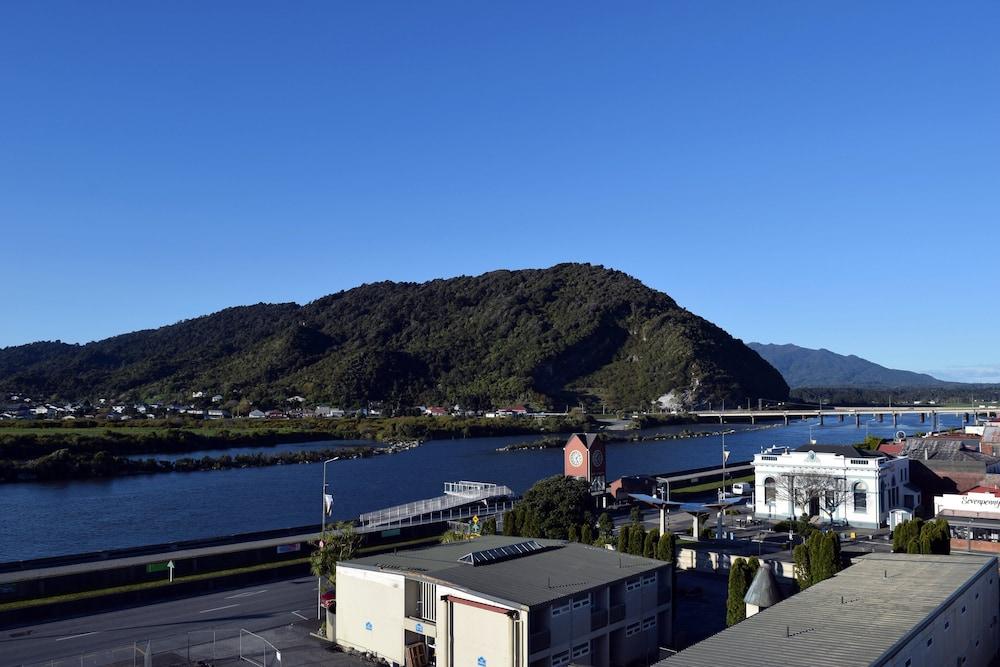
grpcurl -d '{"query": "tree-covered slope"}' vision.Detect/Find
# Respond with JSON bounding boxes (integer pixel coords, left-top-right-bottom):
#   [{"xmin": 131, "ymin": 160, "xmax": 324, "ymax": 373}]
[
  {"xmin": 0, "ymin": 264, "xmax": 788, "ymax": 408},
  {"xmin": 748, "ymin": 342, "xmax": 948, "ymax": 389}
]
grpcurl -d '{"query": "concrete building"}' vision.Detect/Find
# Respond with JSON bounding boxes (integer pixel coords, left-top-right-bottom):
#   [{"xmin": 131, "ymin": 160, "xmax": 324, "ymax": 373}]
[
  {"xmin": 335, "ymin": 535, "xmax": 672, "ymax": 667},
  {"xmin": 753, "ymin": 444, "xmax": 918, "ymax": 528},
  {"xmin": 880, "ymin": 436, "xmax": 1000, "ymax": 494},
  {"xmin": 935, "ymin": 487, "xmax": 1000, "ymax": 554},
  {"xmin": 659, "ymin": 552, "xmax": 1000, "ymax": 667}
]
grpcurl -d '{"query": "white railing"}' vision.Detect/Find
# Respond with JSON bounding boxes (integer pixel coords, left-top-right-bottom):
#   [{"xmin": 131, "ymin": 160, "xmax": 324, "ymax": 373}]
[
  {"xmin": 357, "ymin": 499, "xmax": 517, "ymax": 533},
  {"xmin": 359, "ymin": 482, "xmax": 513, "ymax": 527}
]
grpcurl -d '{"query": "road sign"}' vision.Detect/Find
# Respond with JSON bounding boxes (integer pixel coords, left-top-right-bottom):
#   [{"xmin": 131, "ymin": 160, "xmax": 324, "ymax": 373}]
[
  {"xmin": 167, "ymin": 560, "xmax": 175, "ymax": 583},
  {"xmin": 472, "ymin": 515, "xmax": 479, "ymax": 524},
  {"xmin": 146, "ymin": 562, "xmax": 168, "ymax": 573}
]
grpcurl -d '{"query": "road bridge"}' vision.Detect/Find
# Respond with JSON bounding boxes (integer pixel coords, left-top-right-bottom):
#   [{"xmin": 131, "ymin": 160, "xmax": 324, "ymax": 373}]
[{"xmin": 692, "ymin": 406, "xmax": 999, "ymax": 429}]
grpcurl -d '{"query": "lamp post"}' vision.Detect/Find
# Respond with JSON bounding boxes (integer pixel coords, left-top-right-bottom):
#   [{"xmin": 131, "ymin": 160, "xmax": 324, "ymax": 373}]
[{"xmin": 318, "ymin": 457, "xmax": 337, "ymax": 621}]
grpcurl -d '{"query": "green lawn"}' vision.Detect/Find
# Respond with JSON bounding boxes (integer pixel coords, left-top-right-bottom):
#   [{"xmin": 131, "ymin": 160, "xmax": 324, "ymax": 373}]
[{"xmin": 670, "ymin": 473, "xmax": 754, "ymax": 496}]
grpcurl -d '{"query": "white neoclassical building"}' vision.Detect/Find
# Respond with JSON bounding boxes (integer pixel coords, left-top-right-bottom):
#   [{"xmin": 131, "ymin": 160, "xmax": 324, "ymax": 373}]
[{"xmin": 752, "ymin": 444, "xmax": 919, "ymax": 529}]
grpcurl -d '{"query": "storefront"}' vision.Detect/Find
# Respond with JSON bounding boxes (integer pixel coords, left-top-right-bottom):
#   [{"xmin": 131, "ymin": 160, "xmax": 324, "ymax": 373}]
[{"xmin": 934, "ymin": 488, "xmax": 1000, "ymax": 553}]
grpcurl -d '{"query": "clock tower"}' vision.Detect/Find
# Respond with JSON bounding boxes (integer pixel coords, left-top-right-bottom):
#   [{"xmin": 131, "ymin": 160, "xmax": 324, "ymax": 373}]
[{"xmin": 563, "ymin": 433, "xmax": 607, "ymax": 496}]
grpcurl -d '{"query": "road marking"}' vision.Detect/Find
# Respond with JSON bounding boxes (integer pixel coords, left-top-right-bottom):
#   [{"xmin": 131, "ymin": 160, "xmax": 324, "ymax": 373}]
[
  {"xmin": 56, "ymin": 631, "xmax": 99, "ymax": 642},
  {"xmin": 291, "ymin": 610, "xmax": 309, "ymax": 620},
  {"xmin": 225, "ymin": 589, "xmax": 268, "ymax": 599},
  {"xmin": 198, "ymin": 604, "xmax": 239, "ymax": 614}
]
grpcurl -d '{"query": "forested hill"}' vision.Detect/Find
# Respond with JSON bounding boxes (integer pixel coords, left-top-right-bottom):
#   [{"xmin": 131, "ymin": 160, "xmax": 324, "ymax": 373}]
[
  {"xmin": 748, "ymin": 343, "xmax": 948, "ymax": 389},
  {"xmin": 0, "ymin": 264, "xmax": 788, "ymax": 409}
]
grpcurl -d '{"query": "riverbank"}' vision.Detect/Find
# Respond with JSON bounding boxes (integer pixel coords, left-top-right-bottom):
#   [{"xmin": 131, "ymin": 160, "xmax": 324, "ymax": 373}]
[
  {"xmin": 0, "ymin": 414, "xmax": 592, "ymax": 460},
  {"xmin": 496, "ymin": 423, "xmax": 783, "ymax": 452}
]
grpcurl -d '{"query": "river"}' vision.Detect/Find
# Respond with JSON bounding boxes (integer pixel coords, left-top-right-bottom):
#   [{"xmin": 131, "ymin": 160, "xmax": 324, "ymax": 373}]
[{"xmin": 0, "ymin": 414, "xmax": 967, "ymax": 562}]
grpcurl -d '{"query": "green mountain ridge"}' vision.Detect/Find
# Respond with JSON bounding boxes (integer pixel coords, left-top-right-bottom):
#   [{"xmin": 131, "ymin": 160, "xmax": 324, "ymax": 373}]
[{"xmin": 0, "ymin": 264, "xmax": 789, "ymax": 409}]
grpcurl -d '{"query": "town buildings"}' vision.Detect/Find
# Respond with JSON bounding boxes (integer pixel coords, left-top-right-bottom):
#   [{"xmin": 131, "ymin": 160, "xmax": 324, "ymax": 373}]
[
  {"xmin": 752, "ymin": 444, "xmax": 918, "ymax": 528},
  {"xmin": 335, "ymin": 536, "xmax": 671, "ymax": 667},
  {"xmin": 659, "ymin": 553, "xmax": 1000, "ymax": 667},
  {"xmin": 934, "ymin": 487, "xmax": 1000, "ymax": 554}
]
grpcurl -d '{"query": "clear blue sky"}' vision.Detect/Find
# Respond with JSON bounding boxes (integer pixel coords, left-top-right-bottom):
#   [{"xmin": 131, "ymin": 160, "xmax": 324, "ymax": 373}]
[{"xmin": 1, "ymin": 2, "xmax": 998, "ymax": 381}]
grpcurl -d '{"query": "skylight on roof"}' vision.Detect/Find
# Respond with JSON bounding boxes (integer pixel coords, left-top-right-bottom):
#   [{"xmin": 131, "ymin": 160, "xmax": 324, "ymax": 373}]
[{"xmin": 458, "ymin": 540, "xmax": 545, "ymax": 566}]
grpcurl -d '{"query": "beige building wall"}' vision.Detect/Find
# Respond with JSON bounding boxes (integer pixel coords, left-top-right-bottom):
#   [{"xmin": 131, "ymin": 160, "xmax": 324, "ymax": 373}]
[
  {"xmin": 335, "ymin": 565, "xmax": 407, "ymax": 664},
  {"xmin": 447, "ymin": 600, "xmax": 517, "ymax": 667},
  {"xmin": 884, "ymin": 562, "xmax": 999, "ymax": 667}
]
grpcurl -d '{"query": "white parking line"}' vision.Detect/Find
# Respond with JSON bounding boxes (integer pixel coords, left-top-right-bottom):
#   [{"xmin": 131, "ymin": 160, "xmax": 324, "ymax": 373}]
[
  {"xmin": 198, "ymin": 604, "xmax": 239, "ymax": 614},
  {"xmin": 225, "ymin": 589, "xmax": 268, "ymax": 599},
  {"xmin": 291, "ymin": 610, "xmax": 309, "ymax": 620},
  {"xmin": 56, "ymin": 631, "xmax": 99, "ymax": 642}
]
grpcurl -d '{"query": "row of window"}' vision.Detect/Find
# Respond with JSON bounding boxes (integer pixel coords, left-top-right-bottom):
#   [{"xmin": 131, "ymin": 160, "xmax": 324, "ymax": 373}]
[
  {"xmin": 761, "ymin": 477, "xmax": 870, "ymax": 512},
  {"xmin": 552, "ymin": 593, "xmax": 592, "ymax": 617},
  {"xmin": 625, "ymin": 616, "xmax": 657, "ymax": 637},
  {"xmin": 551, "ymin": 642, "xmax": 589, "ymax": 667}
]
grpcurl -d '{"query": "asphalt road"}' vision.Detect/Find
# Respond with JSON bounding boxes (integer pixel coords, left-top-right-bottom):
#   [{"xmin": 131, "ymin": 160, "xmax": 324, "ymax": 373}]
[{"xmin": 2, "ymin": 575, "xmax": 323, "ymax": 666}]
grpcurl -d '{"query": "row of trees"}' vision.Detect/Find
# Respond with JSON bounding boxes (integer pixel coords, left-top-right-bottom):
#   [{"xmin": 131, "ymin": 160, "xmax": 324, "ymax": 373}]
[
  {"xmin": 892, "ymin": 518, "xmax": 951, "ymax": 554},
  {"xmin": 792, "ymin": 529, "xmax": 842, "ymax": 590}
]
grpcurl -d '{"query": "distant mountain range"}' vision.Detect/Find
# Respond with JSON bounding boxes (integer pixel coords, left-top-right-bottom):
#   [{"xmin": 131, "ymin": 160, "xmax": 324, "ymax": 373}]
[
  {"xmin": 0, "ymin": 264, "xmax": 788, "ymax": 408},
  {"xmin": 748, "ymin": 343, "xmax": 953, "ymax": 389}
]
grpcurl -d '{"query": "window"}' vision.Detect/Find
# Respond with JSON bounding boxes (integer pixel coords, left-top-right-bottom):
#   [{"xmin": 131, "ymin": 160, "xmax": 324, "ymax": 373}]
[
  {"xmin": 551, "ymin": 601, "xmax": 571, "ymax": 617},
  {"xmin": 642, "ymin": 616, "xmax": 656, "ymax": 631},
  {"xmin": 626, "ymin": 622, "xmax": 641, "ymax": 637},
  {"xmin": 764, "ymin": 477, "xmax": 776, "ymax": 504},
  {"xmin": 625, "ymin": 578, "xmax": 641, "ymax": 592},
  {"xmin": 572, "ymin": 594, "xmax": 591, "ymax": 609},
  {"xmin": 551, "ymin": 650, "xmax": 570, "ymax": 667},
  {"xmin": 571, "ymin": 642, "xmax": 590, "ymax": 659},
  {"xmin": 642, "ymin": 573, "xmax": 657, "ymax": 587},
  {"xmin": 853, "ymin": 482, "xmax": 867, "ymax": 512},
  {"xmin": 417, "ymin": 581, "xmax": 437, "ymax": 622}
]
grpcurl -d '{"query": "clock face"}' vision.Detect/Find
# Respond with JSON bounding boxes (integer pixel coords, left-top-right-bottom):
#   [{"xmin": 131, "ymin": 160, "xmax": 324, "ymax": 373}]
[
  {"xmin": 569, "ymin": 450, "xmax": 584, "ymax": 468},
  {"xmin": 591, "ymin": 449, "xmax": 604, "ymax": 468}
]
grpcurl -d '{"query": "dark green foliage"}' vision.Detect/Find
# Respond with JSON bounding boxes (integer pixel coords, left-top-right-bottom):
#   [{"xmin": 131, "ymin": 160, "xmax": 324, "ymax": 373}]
[
  {"xmin": 656, "ymin": 532, "xmax": 676, "ymax": 563},
  {"xmin": 893, "ymin": 518, "xmax": 925, "ymax": 553},
  {"xmin": 511, "ymin": 475, "xmax": 591, "ymax": 540},
  {"xmin": 0, "ymin": 264, "xmax": 789, "ymax": 408},
  {"xmin": 906, "ymin": 539, "xmax": 921, "ymax": 554},
  {"xmin": 643, "ymin": 529, "xmax": 659, "ymax": 558},
  {"xmin": 567, "ymin": 524, "xmax": 579, "ymax": 542},
  {"xmin": 502, "ymin": 510, "xmax": 519, "ymax": 536},
  {"xmin": 481, "ymin": 517, "xmax": 497, "ymax": 536},
  {"xmin": 726, "ymin": 559, "xmax": 754, "ymax": 626},
  {"xmin": 616, "ymin": 527, "xmax": 628, "ymax": 553},
  {"xmin": 580, "ymin": 523, "xmax": 593, "ymax": 544},
  {"xmin": 792, "ymin": 544, "xmax": 811, "ymax": 590},
  {"xmin": 792, "ymin": 529, "xmax": 840, "ymax": 591},
  {"xmin": 597, "ymin": 512, "xmax": 614, "ymax": 541},
  {"xmin": 920, "ymin": 518, "xmax": 951, "ymax": 554},
  {"xmin": 629, "ymin": 505, "xmax": 642, "ymax": 524},
  {"xmin": 628, "ymin": 524, "xmax": 646, "ymax": 555}
]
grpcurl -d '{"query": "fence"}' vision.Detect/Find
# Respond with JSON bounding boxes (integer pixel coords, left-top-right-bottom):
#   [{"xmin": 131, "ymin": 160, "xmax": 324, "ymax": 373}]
[{"xmin": 20, "ymin": 626, "xmax": 282, "ymax": 667}]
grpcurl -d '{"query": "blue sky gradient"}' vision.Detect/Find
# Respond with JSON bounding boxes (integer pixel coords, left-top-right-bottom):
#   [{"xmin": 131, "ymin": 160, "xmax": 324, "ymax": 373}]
[{"xmin": 1, "ymin": 3, "xmax": 998, "ymax": 380}]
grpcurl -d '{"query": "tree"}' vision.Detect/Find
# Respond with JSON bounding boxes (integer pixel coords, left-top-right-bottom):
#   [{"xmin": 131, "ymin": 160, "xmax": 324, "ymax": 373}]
[
  {"xmin": 630, "ymin": 505, "xmax": 642, "ymax": 524},
  {"xmin": 513, "ymin": 475, "xmax": 591, "ymax": 539},
  {"xmin": 726, "ymin": 558, "xmax": 753, "ymax": 626},
  {"xmin": 774, "ymin": 473, "xmax": 848, "ymax": 525},
  {"xmin": 656, "ymin": 532, "xmax": 675, "ymax": 563},
  {"xmin": 893, "ymin": 518, "xmax": 925, "ymax": 553},
  {"xmin": 616, "ymin": 526, "xmax": 629, "ymax": 553},
  {"xmin": 568, "ymin": 524, "xmax": 579, "ymax": 542},
  {"xmin": 643, "ymin": 529, "xmax": 659, "ymax": 559},
  {"xmin": 628, "ymin": 524, "xmax": 645, "ymax": 556},
  {"xmin": 310, "ymin": 521, "xmax": 361, "ymax": 587},
  {"xmin": 597, "ymin": 512, "xmax": 614, "ymax": 541},
  {"xmin": 481, "ymin": 516, "xmax": 497, "ymax": 536},
  {"xmin": 792, "ymin": 543, "xmax": 811, "ymax": 590},
  {"xmin": 581, "ymin": 523, "xmax": 593, "ymax": 544}
]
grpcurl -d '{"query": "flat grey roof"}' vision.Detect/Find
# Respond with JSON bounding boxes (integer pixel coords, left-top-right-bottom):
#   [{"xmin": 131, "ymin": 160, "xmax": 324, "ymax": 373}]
[
  {"xmin": 342, "ymin": 535, "xmax": 666, "ymax": 608},
  {"xmin": 659, "ymin": 552, "xmax": 997, "ymax": 667}
]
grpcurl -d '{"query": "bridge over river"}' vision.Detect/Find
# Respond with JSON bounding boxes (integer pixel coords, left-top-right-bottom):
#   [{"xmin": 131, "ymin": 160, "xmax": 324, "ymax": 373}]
[{"xmin": 693, "ymin": 405, "xmax": 999, "ymax": 428}]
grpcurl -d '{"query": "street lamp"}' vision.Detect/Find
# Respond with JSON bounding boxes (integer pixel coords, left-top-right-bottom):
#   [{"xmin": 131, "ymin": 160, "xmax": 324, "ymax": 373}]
[{"xmin": 317, "ymin": 457, "xmax": 337, "ymax": 621}]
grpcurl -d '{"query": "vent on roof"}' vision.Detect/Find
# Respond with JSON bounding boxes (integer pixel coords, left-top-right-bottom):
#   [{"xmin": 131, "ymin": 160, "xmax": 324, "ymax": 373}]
[{"xmin": 458, "ymin": 540, "xmax": 545, "ymax": 566}]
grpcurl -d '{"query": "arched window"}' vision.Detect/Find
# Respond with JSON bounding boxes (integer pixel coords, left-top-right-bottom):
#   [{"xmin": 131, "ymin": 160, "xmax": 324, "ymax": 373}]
[
  {"xmin": 853, "ymin": 482, "xmax": 868, "ymax": 512},
  {"xmin": 764, "ymin": 477, "xmax": 776, "ymax": 504}
]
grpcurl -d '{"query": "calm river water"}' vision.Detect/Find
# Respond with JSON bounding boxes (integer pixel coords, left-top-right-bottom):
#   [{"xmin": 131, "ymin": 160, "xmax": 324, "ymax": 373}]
[{"xmin": 0, "ymin": 415, "xmax": 966, "ymax": 562}]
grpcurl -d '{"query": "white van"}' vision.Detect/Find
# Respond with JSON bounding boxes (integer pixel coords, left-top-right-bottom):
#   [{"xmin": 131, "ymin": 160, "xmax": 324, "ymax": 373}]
[{"xmin": 731, "ymin": 482, "xmax": 753, "ymax": 496}]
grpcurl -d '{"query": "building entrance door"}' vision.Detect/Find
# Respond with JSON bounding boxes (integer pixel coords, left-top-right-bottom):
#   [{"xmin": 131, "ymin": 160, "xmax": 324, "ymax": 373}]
[{"xmin": 808, "ymin": 496, "xmax": 820, "ymax": 517}]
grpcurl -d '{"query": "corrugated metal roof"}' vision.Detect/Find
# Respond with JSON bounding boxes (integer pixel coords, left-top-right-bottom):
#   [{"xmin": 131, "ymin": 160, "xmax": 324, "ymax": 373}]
[
  {"xmin": 342, "ymin": 535, "xmax": 666, "ymax": 607},
  {"xmin": 659, "ymin": 552, "xmax": 997, "ymax": 667}
]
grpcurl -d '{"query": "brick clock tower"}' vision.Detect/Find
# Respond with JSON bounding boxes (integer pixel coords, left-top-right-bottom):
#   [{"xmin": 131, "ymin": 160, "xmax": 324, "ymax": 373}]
[{"xmin": 564, "ymin": 433, "xmax": 607, "ymax": 497}]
